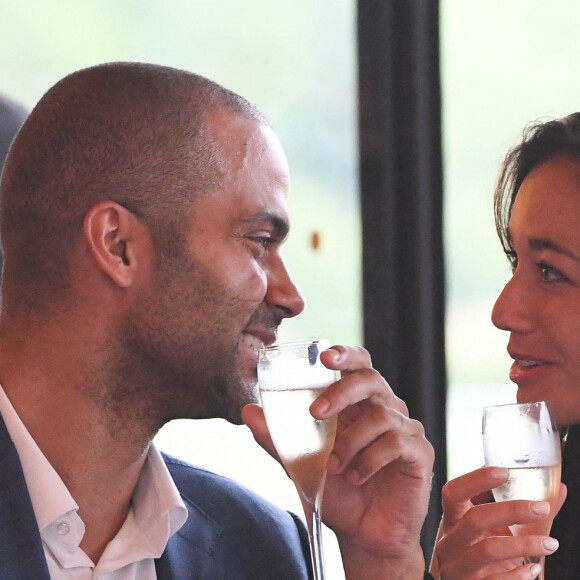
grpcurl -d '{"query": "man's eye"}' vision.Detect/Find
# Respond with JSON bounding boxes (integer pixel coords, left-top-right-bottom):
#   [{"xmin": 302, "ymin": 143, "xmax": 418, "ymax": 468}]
[
  {"xmin": 250, "ymin": 236, "xmax": 272, "ymax": 248},
  {"xmin": 245, "ymin": 235, "xmax": 275, "ymax": 259}
]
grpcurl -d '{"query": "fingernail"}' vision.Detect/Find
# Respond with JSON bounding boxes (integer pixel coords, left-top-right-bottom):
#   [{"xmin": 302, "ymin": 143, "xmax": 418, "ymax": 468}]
[
  {"xmin": 490, "ymin": 467, "xmax": 509, "ymax": 479},
  {"xmin": 530, "ymin": 564, "xmax": 542, "ymax": 576},
  {"xmin": 313, "ymin": 396, "xmax": 330, "ymax": 415},
  {"xmin": 531, "ymin": 501, "xmax": 550, "ymax": 515},
  {"xmin": 326, "ymin": 347, "xmax": 341, "ymax": 362},
  {"xmin": 543, "ymin": 537, "xmax": 559, "ymax": 551}
]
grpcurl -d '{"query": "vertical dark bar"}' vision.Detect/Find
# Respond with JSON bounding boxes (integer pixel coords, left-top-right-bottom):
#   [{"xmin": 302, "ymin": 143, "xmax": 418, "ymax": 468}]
[
  {"xmin": 0, "ymin": 94, "xmax": 29, "ymax": 282},
  {"xmin": 357, "ymin": 0, "xmax": 446, "ymax": 560}
]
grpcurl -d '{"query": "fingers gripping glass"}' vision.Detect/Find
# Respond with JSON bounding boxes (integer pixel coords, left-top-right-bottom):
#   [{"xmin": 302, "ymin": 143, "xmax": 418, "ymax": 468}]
[
  {"xmin": 482, "ymin": 401, "xmax": 562, "ymax": 580},
  {"xmin": 257, "ymin": 339, "xmax": 338, "ymax": 580}
]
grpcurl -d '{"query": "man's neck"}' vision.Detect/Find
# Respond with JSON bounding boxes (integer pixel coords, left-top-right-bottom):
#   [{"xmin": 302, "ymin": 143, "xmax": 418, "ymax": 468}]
[{"xmin": 0, "ymin": 344, "xmax": 153, "ymax": 564}]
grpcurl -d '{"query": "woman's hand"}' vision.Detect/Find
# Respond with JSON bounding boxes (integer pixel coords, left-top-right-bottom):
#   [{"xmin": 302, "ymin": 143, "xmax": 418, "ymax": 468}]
[{"xmin": 430, "ymin": 466, "xmax": 566, "ymax": 580}]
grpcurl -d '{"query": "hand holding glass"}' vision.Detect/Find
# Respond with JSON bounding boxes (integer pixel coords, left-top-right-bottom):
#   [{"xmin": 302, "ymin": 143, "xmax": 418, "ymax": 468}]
[
  {"xmin": 482, "ymin": 401, "xmax": 561, "ymax": 580},
  {"xmin": 257, "ymin": 340, "xmax": 338, "ymax": 580}
]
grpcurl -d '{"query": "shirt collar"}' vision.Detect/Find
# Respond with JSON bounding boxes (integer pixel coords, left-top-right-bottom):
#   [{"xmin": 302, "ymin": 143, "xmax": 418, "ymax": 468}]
[
  {"xmin": 0, "ymin": 384, "xmax": 76, "ymax": 530},
  {"xmin": 0, "ymin": 384, "xmax": 188, "ymax": 571}
]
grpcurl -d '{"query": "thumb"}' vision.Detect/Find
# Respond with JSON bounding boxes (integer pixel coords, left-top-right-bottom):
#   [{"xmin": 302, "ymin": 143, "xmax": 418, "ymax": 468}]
[{"xmin": 241, "ymin": 403, "xmax": 279, "ymax": 460}]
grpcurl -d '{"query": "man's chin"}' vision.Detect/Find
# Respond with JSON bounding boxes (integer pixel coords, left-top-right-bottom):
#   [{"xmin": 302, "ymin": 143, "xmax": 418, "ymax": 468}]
[{"xmin": 222, "ymin": 374, "xmax": 259, "ymax": 425}]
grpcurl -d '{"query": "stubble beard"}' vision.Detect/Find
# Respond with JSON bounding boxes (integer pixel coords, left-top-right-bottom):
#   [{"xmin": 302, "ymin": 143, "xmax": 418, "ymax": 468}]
[
  {"xmin": 109, "ymin": 244, "xmax": 276, "ymax": 429},
  {"xmin": 113, "ymin": 285, "xmax": 261, "ymax": 429},
  {"xmin": 113, "ymin": 318, "xmax": 252, "ymax": 429}
]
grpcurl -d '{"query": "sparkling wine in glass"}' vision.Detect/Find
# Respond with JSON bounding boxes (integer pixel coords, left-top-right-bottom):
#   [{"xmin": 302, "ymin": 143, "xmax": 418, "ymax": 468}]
[
  {"xmin": 257, "ymin": 339, "xmax": 338, "ymax": 580},
  {"xmin": 482, "ymin": 401, "xmax": 562, "ymax": 580}
]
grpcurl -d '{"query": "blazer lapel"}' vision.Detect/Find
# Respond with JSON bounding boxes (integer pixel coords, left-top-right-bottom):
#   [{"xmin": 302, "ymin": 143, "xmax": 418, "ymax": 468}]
[
  {"xmin": 0, "ymin": 415, "xmax": 50, "ymax": 579},
  {"xmin": 155, "ymin": 496, "xmax": 223, "ymax": 580}
]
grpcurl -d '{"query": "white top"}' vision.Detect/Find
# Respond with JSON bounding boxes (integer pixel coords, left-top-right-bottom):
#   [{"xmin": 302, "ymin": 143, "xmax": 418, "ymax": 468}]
[{"xmin": 0, "ymin": 386, "xmax": 188, "ymax": 580}]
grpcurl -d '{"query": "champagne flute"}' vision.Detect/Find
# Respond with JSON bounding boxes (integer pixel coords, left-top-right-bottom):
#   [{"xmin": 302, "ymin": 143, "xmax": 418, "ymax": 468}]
[
  {"xmin": 257, "ymin": 339, "xmax": 338, "ymax": 580},
  {"xmin": 482, "ymin": 401, "xmax": 562, "ymax": 580}
]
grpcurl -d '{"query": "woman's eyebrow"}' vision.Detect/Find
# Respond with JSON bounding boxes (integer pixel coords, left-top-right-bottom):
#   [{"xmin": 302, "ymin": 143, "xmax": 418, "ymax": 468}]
[{"xmin": 529, "ymin": 237, "xmax": 580, "ymax": 261}]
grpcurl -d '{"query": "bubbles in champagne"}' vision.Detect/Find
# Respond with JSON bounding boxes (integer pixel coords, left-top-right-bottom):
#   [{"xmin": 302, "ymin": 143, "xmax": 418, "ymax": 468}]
[
  {"xmin": 260, "ymin": 386, "xmax": 337, "ymax": 504},
  {"xmin": 492, "ymin": 463, "xmax": 562, "ymax": 537}
]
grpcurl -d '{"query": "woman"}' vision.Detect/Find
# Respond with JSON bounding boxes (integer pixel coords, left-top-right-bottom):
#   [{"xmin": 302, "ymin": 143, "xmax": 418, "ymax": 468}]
[{"xmin": 431, "ymin": 112, "xmax": 580, "ymax": 579}]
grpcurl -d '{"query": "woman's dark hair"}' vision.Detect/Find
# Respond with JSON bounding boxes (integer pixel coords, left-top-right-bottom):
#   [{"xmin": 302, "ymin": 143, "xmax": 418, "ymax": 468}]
[{"xmin": 495, "ymin": 112, "xmax": 580, "ymax": 255}]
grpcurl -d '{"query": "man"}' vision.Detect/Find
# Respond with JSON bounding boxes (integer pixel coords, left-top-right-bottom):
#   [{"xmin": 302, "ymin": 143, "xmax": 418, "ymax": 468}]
[{"xmin": 0, "ymin": 62, "xmax": 434, "ymax": 579}]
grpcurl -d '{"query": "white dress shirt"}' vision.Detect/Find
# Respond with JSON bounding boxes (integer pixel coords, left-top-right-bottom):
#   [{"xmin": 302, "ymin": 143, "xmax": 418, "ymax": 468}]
[{"xmin": 0, "ymin": 386, "xmax": 188, "ymax": 579}]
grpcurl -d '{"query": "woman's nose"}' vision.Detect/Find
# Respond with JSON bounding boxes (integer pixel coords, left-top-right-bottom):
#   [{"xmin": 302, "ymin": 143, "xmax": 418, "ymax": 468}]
[{"xmin": 491, "ymin": 273, "xmax": 534, "ymax": 333}]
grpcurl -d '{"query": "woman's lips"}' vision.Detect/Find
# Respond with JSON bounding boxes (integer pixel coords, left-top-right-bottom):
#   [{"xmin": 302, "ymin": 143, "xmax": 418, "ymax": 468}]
[{"xmin": 509, "ymin": 358, "xmax": 552, "ymax": 385}]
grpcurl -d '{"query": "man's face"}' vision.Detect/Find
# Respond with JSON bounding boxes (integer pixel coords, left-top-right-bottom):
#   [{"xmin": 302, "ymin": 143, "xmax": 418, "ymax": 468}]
[{"xmin": 125, "ymin": 113, "xmax": 305, "ymax": 424}]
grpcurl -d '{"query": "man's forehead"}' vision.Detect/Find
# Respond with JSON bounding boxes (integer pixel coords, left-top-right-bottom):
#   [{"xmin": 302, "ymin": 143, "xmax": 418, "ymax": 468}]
[{"xmin": 206, "ymin": 110, "xmax": 265, "ymax": 144}]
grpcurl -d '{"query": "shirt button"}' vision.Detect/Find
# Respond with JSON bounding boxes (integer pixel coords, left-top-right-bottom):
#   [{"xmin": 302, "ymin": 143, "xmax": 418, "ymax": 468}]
[{"xmin": 56, "ymin": 521, "xmax": 70, "ymax": 536}]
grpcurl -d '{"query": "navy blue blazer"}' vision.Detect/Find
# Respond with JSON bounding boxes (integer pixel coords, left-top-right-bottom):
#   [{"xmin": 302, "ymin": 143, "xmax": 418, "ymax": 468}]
[{"xmin": 0, "ymin": 416, "xmax": 313, "ymax": 579}]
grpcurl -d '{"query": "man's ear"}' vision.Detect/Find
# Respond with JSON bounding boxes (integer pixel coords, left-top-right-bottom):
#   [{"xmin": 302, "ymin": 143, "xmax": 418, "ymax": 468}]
[{"xmin": 83, "ymin": 201, "xmax": 149, "ymax": 288}]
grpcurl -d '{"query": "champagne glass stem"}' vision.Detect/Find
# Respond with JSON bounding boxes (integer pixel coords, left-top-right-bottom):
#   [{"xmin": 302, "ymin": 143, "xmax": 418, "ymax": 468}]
[{"xmin": 301, "ymin": 490, "xmax": 326, "ymax": 580}]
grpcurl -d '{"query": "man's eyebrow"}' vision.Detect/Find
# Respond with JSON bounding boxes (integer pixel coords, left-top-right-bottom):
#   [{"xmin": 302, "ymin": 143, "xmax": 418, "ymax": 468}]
[
  {"xmin": 529, "ymin": 237, "xmax": 580, "ymax": 261},
  {"xmin": 244, "ymin": 211, "xmax": 290, "ymax": 237}
]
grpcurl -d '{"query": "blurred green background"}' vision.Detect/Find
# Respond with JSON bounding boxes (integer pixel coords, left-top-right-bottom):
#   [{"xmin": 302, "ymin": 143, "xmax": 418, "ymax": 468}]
[
  {"xmin": 0, "ymin": 0, "xmax": 362, "ymax": 347},
  {"xmin": 3, "ymin": 0, "xmax": 580, "ymax": 482},
  {"xmin": 1, "ymin": 7, "xmax": 359, "ymax": 574},
  {"xmin": 442, "ymin": 1, "xmax": 580, "ymax": 389}
]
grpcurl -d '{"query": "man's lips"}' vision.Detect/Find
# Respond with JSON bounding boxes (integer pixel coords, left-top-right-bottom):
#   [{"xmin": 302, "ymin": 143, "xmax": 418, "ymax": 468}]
[
  {"xmin": 239, "ymin": 328, "xmax": 278, "ymax": 358},
  {"xmin": 238, "ymin": 331, "xmax": 278, "ymax": 388},
  {"xmin": 240, "ymin": 333, "xmax": 266, "ymax": 351}
]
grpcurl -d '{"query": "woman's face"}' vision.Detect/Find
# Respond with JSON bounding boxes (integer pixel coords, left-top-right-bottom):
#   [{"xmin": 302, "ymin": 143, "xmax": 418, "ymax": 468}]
[{"xmin": 492, "ymin": 154, "xmax": 580, "ymax": 427}]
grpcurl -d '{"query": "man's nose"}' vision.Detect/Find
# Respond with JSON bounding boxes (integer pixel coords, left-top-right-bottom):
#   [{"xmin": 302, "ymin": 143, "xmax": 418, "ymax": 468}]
[{"xmin": 266, "ymin": 257, "xmax": 306, "ymax": 319}]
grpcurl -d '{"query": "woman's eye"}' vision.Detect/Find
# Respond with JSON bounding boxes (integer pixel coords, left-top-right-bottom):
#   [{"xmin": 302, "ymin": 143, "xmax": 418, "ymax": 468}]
[{"xmin": 539, "ymin": 262, "xmax": 568, "ymax": 282}]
